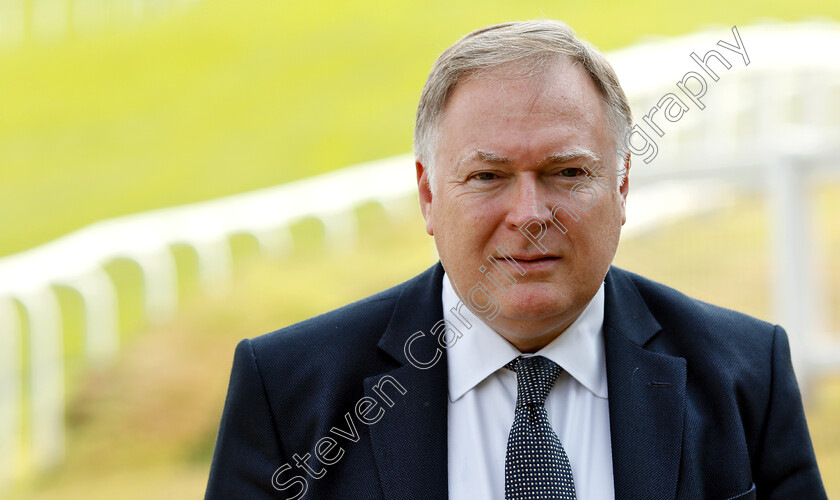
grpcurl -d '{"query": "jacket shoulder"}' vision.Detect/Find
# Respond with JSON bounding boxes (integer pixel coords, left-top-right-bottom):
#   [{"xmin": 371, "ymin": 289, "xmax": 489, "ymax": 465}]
[
  {"xmin": 608, "ymin": 266, "xmax": 780, "ymax": 390},
  {"xmin": 248, "ymin": 263, "xmax": 442, "ymax": 364},
  {"xmin": 248, "ymin": 275, "xmax": 405, "ymax": 367},
  {"xmin": 613, "ymin": 266, "xmax": 777, "ymax": 339}
]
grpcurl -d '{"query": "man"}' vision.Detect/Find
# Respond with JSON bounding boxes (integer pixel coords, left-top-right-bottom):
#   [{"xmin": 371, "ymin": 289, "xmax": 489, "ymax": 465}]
[{"xmin": 206, "ymin": 20, "xmax": 826, "ymax": 499}]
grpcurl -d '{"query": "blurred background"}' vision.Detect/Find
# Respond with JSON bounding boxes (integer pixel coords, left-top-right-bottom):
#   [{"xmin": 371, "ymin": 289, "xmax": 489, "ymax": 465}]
[{"xmin": 0, "ymin": 0, "xmax": 838, "ymax": 497}]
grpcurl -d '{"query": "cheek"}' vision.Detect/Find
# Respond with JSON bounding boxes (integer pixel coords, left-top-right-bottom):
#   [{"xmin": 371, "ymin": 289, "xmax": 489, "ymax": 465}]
[
  {"xmin": 433, "ymin": 215, "xmax": 481, "ymax": 268},
  {"xmin": 569, "ymin": 182, "xmax": 599, "ymax": 210},
  {"xmin": 573, "ymin": 194, "xmax": 623, "ymax": 245},
  {"xmin": 439, "ymin": 199, "xmax": 500, "ymax": 241}
]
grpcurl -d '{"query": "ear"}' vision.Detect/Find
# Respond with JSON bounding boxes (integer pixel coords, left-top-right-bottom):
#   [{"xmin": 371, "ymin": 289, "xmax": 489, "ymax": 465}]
[
  {"xmin": 619, "ymin": 153, "xmax": 630, "ymax": 226},
  {"xmin": 416, "ymin": 160, "xmax": 434, "ymax": 236}
]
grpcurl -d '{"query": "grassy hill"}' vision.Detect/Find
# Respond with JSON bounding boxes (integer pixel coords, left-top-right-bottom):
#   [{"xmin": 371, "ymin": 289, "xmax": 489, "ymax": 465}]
[{"xmin": 2, "ymin": 0, "xmax": 839, "ymax": 257}]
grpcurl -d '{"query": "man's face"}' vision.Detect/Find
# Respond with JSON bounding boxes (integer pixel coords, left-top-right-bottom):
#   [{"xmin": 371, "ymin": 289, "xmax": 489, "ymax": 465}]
[{"xmin": 417, "ymin": 59, "xmax": 629, "ymax": 351}]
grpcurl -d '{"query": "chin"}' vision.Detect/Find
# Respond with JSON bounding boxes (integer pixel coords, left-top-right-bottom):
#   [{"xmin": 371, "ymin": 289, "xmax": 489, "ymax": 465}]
[{"xmin": 499, "ymin": 285, "xmax": 570, "ymax": 321}]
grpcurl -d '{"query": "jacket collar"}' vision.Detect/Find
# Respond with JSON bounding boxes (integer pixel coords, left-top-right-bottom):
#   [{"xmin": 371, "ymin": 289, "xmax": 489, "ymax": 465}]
[
  {"xmin": 364, "ymin": 263, "xmax": 449, "ymax": 500},
  {"xmin": 375, "ymin": 262, "xmax": 446, "ymax": 365},
  {"xmin": 603, "ymin": 266, "xmax": 687, "ymax": 499},
  {"xmin": 365, "ymin": 263, "xmax": 688, "ymax": 500},
  {"xmin": 603, "ymin": 266, "xmax": 662, "ymax": 346}
]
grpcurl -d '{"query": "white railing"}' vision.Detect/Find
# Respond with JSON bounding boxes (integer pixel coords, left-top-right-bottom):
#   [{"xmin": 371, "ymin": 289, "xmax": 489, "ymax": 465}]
[
  {"xmin": 610, "ymin": 21, "xmax": 840, "ymax": 391},
  {"xmin": 1, "ymin": 20, "xmax": 839, "ymax": 485},
  {"xmin": 0, "ymin": 154, "xmax": 419, "ymax": 483}
]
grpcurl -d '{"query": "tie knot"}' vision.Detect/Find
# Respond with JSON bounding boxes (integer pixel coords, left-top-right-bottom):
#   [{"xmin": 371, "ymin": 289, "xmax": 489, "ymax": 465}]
[{"xmin": 505, "ymin": 355, "xmax": 562, "ymax": 407}]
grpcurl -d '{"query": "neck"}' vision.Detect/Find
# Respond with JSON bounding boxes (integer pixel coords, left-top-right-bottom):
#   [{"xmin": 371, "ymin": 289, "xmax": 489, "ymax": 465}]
[{"xmin": 489, "ymin": 309, "xmax": 584, "ymax": 353}]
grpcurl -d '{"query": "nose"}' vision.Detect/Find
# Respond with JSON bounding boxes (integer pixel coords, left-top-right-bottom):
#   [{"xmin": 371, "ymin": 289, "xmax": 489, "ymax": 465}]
[{"xmin": 504, "ymin": 175, "xmax": 552, "ymax": 231}]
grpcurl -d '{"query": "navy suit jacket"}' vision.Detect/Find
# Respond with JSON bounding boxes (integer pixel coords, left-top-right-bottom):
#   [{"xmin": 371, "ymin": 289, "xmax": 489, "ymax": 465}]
[{"xmin": 206, "ymin": 263, "xmax": 826, "ymax": 499}]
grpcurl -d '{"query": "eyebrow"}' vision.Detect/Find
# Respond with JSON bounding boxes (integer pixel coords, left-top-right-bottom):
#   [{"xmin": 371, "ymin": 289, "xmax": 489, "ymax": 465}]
[
  {"xmin": 456, "ymin": 148, "xmax": 600, "ymax": 170},
  {"xmin": 536, "ymin": 148, "xmax": 600, "ymax": 168},
  {"xmin": 456, "ymin": 149, "xmax": 512, "ymax": 168}
]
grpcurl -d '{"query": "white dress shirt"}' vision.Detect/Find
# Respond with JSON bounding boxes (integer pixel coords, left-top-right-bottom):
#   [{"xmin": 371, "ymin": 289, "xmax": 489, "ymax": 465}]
[{"xmin": 443, "ymin": 272, "xmax": 614, "ymax": 500}]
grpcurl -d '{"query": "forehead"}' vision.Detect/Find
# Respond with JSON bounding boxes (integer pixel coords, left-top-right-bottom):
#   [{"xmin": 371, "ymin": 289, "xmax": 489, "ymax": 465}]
[
  {"xmin": 454, "ymin": 58, "xmax": 600, "ymax": 105},
  {"xmin": 437, "ymin": 59, "xmax": 611, "ymax": 159}
]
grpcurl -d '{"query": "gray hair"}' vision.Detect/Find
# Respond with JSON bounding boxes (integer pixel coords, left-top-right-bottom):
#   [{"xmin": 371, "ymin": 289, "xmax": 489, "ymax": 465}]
[{"xmin": 414, "ymin": 20, "xmax": 632, "ymax": 189}]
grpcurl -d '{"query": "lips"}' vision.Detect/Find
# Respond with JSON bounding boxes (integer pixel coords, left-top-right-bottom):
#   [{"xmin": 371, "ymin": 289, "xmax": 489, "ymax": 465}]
[
  {"xmin": 501, "ymin": 254, "xmax": 562, "ymax": 262},
  {"xmin": 508, "ymin": 255, "xmax": 560, "ymax": 262},
  {"xmin": 494, "ymin": 255, "xmax": 562, "ymax": 273}
]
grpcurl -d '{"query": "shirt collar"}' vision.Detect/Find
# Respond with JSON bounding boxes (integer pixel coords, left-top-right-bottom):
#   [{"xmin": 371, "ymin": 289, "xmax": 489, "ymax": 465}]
[{"xmin": 443, "ymin": 272, "xmax": 608, "ymax": 402}]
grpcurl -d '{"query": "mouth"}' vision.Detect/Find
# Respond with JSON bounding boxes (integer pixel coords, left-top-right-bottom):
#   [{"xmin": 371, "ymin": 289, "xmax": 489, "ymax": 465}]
[
  {"xmin": 500, "ymin": 255, "xmax": 562, "ymax": 272},
  {"xmin": 510, "ymin": 255, "xmax": 559, "ymax": 261}
]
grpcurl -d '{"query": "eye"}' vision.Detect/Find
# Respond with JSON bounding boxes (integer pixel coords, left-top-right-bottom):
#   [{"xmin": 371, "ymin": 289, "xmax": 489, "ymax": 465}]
[
  {"xmin": 473, "ymin": 172, "xmax": 498, "ymax": 181},
  {"xmin": 559, "ymin": 168, "xmax": 583, "ymax": 178}
]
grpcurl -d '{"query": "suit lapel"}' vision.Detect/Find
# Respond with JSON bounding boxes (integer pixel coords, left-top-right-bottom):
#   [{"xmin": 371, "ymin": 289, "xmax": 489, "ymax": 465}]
[
  {"xmin": 364, "ymin": 263, "xmax": 449, "ymax": 500},
  {"xmin": 603, "ymin": 268, "xmax": 687, "ymax": 500},
  {"xmin": 361, "ymin": 264, "xmax": 687, "ymax": 499}
]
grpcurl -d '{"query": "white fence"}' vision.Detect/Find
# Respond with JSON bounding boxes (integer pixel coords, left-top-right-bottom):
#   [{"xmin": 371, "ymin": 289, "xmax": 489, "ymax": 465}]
[
  {"xmin": 609, "ymin": 21, "xmax": 840, "ymax": 386},
  {"xmin": 0, "ymin": 155, "xmax": 420, "ymax": 484},
  {"xmin": 1, "ymin": 21, "xmax": 839, "ymax": 485}
]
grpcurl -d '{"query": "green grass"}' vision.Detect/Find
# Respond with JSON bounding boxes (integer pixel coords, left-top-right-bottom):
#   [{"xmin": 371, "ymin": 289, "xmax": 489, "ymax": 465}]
[{"xmin": 2, "ymin": 0, "xmax": 839, "ymax": 257}]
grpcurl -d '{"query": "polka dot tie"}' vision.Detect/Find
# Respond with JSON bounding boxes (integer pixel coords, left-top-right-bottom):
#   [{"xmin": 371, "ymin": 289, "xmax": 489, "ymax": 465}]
[{"xmin": 504, "ymin": 355, "xmax": 576, "ymax": 499}]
